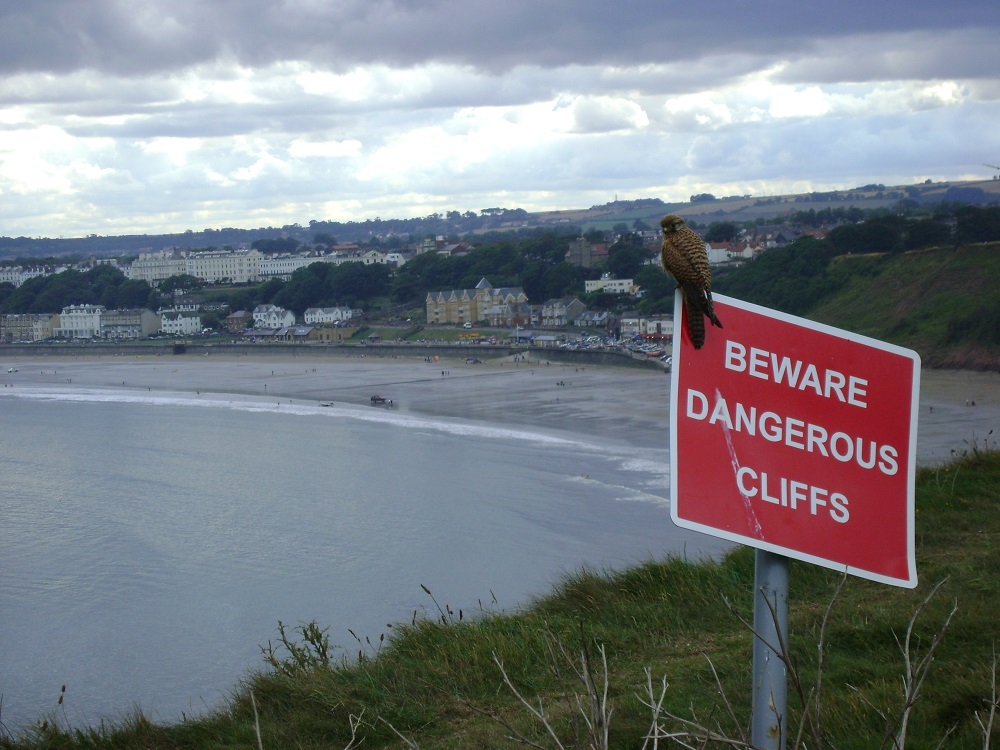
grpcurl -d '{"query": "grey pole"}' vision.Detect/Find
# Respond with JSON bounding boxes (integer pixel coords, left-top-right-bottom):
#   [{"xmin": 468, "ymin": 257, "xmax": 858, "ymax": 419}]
[{"xmin": 751, "ymin": 549, "xmax": 790, "ymax": 750}]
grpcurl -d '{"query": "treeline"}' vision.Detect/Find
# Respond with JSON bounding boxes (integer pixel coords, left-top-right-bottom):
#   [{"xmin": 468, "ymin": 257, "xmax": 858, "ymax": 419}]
[
  {"xmin": 0, "ymin": 225, "xmax": 674, "ymax": 321},
  {"xmin": 0, "ymin": 266, "xmax": 156, "ymax": 315},
  {"xmin": 714, "ymin": 206, "xmax": 1000, "ymax": 318},
  {"xmin": 3, "ymin": 207, "xmax": 999, "ymax": 328}
]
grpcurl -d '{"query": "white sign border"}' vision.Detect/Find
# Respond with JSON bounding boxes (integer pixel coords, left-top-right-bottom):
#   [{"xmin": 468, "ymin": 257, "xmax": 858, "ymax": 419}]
[{"xmin": 669, "ymin": 291, "xmax": 921, "ymax": 588}]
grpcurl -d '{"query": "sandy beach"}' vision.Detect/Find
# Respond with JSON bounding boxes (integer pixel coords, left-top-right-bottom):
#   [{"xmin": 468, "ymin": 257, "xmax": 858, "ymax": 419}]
[{"xmin": 2, "ymin": 349, "xmax": 999, "ymax": 462}]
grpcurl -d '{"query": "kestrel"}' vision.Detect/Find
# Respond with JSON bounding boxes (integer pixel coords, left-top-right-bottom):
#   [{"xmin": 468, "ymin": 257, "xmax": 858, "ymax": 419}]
[{"xmin": 660, "ymin": 214, "xmax": 722, "ymax": 349}]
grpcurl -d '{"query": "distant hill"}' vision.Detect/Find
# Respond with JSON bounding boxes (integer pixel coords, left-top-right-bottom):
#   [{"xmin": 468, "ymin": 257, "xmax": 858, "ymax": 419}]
[
  {"xmin": 2, "ymin": 179, "xmax": 999, "ymax": 262},
  {"xmin": 544, "ymin": 179, "xmax": 1000, "ymax": 232}
]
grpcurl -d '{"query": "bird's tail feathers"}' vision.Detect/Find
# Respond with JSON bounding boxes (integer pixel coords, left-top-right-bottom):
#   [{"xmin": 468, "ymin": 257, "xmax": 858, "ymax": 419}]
[{"xmin": 684, "ymin": 293, "xmax": 707, "ymax": 349}]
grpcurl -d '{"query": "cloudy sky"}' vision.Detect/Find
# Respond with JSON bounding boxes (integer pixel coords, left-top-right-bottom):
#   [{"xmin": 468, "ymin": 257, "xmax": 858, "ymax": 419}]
[{"xmin": 2, "ymin": 0, "xmax": 999, "ymax": 238}]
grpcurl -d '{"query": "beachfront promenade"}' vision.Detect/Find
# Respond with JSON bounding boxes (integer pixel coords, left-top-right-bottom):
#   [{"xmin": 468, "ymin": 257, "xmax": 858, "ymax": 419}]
[{"xmin": 0, "ymin": 340, "xmax": 664, "ymax": 369}]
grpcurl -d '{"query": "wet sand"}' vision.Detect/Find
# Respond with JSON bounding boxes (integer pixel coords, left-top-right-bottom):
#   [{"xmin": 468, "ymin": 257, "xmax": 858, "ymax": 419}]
[{"xmin": 2, "ymin": 350, "xmax": 998, "ymax": 463}]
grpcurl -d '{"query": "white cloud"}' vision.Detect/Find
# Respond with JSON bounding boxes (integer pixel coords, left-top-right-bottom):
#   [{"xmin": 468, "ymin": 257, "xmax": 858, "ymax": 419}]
[
  {"xmin": 288, "ymin": 138, "xmax": 363, "ymax": 159},
  {"xmin": 569, "ymin": 96, "xmax": 649, "ymax": 134}
]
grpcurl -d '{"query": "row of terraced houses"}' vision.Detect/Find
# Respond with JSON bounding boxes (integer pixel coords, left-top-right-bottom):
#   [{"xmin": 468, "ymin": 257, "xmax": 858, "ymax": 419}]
[
  {"xmin": 425, "ymin": 278, "xmax": 640, "ymax": 330},
  {"xmin": 0, "ymin": 303, "xmax": 360, "ymax": 343}
]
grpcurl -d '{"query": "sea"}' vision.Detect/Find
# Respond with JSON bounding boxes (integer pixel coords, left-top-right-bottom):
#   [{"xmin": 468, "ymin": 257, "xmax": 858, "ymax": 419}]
[{"xmin": 0, "ymin": 388, "xmax": 726, "ymax": 733}]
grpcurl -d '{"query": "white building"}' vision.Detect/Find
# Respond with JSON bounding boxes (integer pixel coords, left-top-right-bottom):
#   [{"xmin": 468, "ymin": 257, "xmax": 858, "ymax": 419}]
[
  {"xmin": 706, "ymin": 243, "xmax": 731, "ymax": 265},
  {"xmin": 185, "ymin": 249, "xmax": 264, "ymax": 284},
  {"xmin": 102, "ymin": 309, "xmax": 161, "ymax": 339},
  {"xmin": 326, "ymin": 249, "xmax": 387, "ymax": 266},
  {"xmin": 303, "ymin": 306, "xmax": 353, "ymax": 324},
  {"xmin": 54, "ymin": 304, "xmax": 105, "ymax": 339},
  {"xmin": 127, "ymin": 250, "xmax": 188, "ymax": 284},
  {"xmin": 253, "ymin": 304, "xmax": 296, "ymax": 328},
  {"xmin": 258, "ymin": 254, "xmax": 324, "ymax": 282},
  {"xmin": 160, "ymin": 309, "xmax": 203, "ymax": 335},
  {"xmin": 584, "ymin": 276, "xmax": 638, "ymax": 295},
  {"xmin": 384, "ymin": 251, "xmax": 411, "ymax": 267},
  {"xmin": 0, "ymin": 266, "xmax": 56, "ymax": 287},
  {"xmin": 540, "ymin": 297, "xmax": 586, "ymax": 327},
  {"xmin": 0, "ymin": 313, "xmax": 58, "ymax": 342},
  {"xmin": 619, "ymin": 313, "xmax": 674, "ymax": 339},
  {"xmin": 640, "ymin": 315, "xmax": 674, "ymax": 338}
]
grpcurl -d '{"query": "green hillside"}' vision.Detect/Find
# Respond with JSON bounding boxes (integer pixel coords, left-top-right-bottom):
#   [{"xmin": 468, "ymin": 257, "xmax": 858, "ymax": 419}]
[
  {"xmin": 716, "ymin": 242, "xmax": 1000, "ymax": 370},
  {"xmin": 808, "ymin": 245, "xmax": 1000, "ymax": 369}
]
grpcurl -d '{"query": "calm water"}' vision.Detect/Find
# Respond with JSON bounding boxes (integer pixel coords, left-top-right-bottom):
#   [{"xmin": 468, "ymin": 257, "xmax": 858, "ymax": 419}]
[{"xmin": 0, "ymin": 390, "xmax": 722, "ymax": 731}]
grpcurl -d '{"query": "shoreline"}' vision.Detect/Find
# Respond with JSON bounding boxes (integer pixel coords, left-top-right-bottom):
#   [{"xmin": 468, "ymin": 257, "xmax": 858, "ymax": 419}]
[
  {"xmin": 2, "ymin": 351, "xmax": 999, "ymax": 461},
  {"xmin": 2, "ymin": 351, "xmax": 672, "ymax": 449}
]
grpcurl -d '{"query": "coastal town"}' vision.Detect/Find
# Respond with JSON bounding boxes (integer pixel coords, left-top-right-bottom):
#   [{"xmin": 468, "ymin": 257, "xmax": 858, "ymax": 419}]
[{"xmin": 0, "ymin": 222, "xmax": 793, "ymax": 347}]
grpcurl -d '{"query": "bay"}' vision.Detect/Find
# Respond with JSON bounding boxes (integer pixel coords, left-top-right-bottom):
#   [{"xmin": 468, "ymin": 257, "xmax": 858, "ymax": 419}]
[{"xmin": 0, "ymin": 390, "xmax": 721, "ymax": 731}]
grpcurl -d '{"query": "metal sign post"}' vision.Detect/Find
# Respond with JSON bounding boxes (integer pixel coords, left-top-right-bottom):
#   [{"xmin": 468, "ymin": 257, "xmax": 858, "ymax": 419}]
[{"xmin": 751, "ymin": 549, "xmax": 789, "ymax": 750}]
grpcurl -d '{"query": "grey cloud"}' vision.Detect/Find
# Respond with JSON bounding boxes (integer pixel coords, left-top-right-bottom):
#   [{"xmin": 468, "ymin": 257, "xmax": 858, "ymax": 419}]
[
  {"xmin": 775, "ymin": 30, "xmax": 1000, "ymax": 85},
  {"xmin": 2, "ymin": 0, "xmax": 997, "ymax": 77}
]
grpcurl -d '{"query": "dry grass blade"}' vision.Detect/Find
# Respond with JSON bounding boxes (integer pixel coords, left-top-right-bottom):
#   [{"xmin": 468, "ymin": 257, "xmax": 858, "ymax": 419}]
[
  {"xmin": 492, "ymin": 653, "xmax": 566, "ymax": 750},
  {"xmin": 882, "ymin": 578, "xmax": 957, "ymax": 750},
  {"xmin": 638, "ymin": 665, "xmax": 754, "ymax": 749},
  {"xmin": 974, "ymin": 647, "xmax": 998, "ymax": 749},
  {"xmin": 378, "ymin": 715, "xmax": 420, "ymax": 749},
  {"xmin": 249, "ymin": 691, "xmax": 263, "ymax": 750}
]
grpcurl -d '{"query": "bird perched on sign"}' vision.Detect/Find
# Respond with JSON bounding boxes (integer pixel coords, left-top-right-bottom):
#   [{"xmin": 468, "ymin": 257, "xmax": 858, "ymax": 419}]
[{"xmin": 660, "ymin": 214, "xmax": 723, "ymax": 349}]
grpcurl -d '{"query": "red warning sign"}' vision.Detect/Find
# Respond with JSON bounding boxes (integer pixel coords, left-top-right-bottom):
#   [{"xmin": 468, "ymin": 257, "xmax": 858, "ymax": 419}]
[{"xmin": 669, "ymin": 292, "xmax": 920, "ymax": 587}]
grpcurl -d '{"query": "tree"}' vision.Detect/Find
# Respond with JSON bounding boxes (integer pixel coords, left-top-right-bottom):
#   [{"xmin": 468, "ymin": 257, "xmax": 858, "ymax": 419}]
[
  {"xmin": 543, "ymin": 263, "xmax": 586, "ymax": 299},
  {"xmin": 520, "ymin": 232, "xmax": 572, "ymax": 265},
  {"xmin": 903, "ymin": 218, "xmax": 951, "ymax": 250},
  {"xmin": 391, "ymin": 252, "xmax": 451, "ymax": 302},
  {"xmin": 227, "ymin": 289, "xmax": 256, "ymax": 314},
  {"xmin": 519, "ymin": 260, "xmax": 550, "ymax": 303},
  {"xmin": 634, "ymin": 265, "xmax": 674, "ymax": 311},
  {"xmin": 827, "ymin": 220, "xmax": 902, "ymax": 255},
  {"xmin": 252, "ymin": 237, "xmax": 301, "ymax": 254},
  {"xmin": 715, "ymin": 237, "xmax": 841, "ymax": 315},
  {"xmin": 274, "ymin": 268, "xmax": 326, "ymax": 315},
  {"xmin": 328, "ymin": 262, "xmax": 391, "ymax": 305},
  {"xmin": 159, "ymin": 274, "xmax": 203, "ymax": 294},
  {"xmin": 116, "ymin": 279, "xmax": 153, "ymax": 309},
  {"xmin": 954, "ymin": 206, "xmax": 1000, "ymax": 244},
  {"xmin": 257, "ymin": 278, "xmax": 287, "ymax": 303},
  {"xmin": 705, "ymin": 221, "xmax": 739, "ymax": 243},
  {"xmin": 606, "ymin": 233, "xmax": 650, "ymax": 279}
]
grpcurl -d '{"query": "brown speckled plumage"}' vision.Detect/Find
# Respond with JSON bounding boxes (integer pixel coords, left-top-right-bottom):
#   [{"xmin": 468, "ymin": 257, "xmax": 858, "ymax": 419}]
[{"xmin": 660, "ymin": 214, "xmax": 722, "ymax": 349}]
